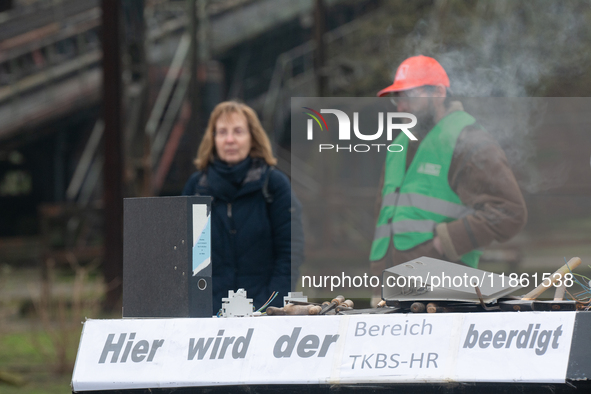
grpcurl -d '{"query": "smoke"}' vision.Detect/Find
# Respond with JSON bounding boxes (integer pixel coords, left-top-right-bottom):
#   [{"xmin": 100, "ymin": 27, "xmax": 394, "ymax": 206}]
[
  {"xmin": 393, "ymin": 0, "xmax": 589, "ymax": 192},
  {"xmin": 402, "ymin": 1, "xmax": 589, "ymax": 97}
]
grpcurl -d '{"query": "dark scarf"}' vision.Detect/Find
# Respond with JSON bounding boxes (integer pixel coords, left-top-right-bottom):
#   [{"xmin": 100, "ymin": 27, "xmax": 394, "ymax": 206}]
[{"xmin": 207, "ymin": 157, "xmax": 253, "ymax": 201}]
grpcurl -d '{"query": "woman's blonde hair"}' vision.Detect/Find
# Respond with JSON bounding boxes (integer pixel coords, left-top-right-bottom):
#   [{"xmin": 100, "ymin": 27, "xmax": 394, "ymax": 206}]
[{"xmin": 194, "ymin": 101, "xmax": 277, "ymax": 170}]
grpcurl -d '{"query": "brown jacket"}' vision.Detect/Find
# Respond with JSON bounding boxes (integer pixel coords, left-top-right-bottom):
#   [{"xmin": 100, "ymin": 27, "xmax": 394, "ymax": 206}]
[{"xmin": 371, "ymin": 102, "xmax": 527, "ymax": 280}]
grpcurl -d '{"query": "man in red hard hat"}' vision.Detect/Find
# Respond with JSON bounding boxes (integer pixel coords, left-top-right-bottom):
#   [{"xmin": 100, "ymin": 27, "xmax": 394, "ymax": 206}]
[{"xmin": 370, "ymin": 56, "xmax": 527, "ymax": 304}]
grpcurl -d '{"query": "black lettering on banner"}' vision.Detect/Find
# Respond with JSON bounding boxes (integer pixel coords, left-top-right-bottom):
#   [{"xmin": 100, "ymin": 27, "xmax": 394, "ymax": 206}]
[
  {"xmin": 462, "ymin": 323, "xmax": 564, "ymax": 356},
  {"xmin": 210, "ymin": 330, "xmax": 224, "ymax": 359},
  {"xmin": 347, "ymin": 353, "xmax": 436, "ymax": 370},
  {"xmin": 99, "ymin": 333, "xmax": 164, "ymax": 364},
  {"xmin": 355, "ymin": 322, "xmax": 366, "ymax": 336},
  {"xmin": 427, "ymin": 353, "xmax": 438, "ymax": 368},
  {"xmin": 463, "ymin": 324, "xmax": 477, "ymax": 348},
  {"xmin": 375, "ymin": 353, "xmax": 387, "ymax": 369},
  {"xmin": 355, "ymin": 319, "xmax": 432, "ymax": 337},
  {"xmin": 492, "ymin": 330, "xmax": 506, "ymax": 349},
  {"xmin": 529, "ymin": 324, "xmax": 541, "ymax": 349},
  {"xmin": 362, "ymin": 354, "xmax": 373, "ymax": 369},
  {"xmin": 422, "ymin": 320, "xmax": 433, "ymax": 335},
  {"xmin": 273, "ymin": 327, "xmax": 302, "ymax": 358},
  {"xmin": 273, "ymin": 328, "xmax": 339, "ymax": 358},
  {"xmin": 409, "ymin": 353, "xmax": 423, "ymax": 368},
  {"xmin": 232, "ymin": 329, "xmax": 253, "ymax": 359},
  {"xmin": 318, "ymin": 335, "xmax": 339, "ymax": 357},
  {"xmin": 148, "ymin": 340, "xmax": 164, "ymax": 361},
  {"xmin": 120, "ymin": 333, "xmax": 136, "ymax": 362},
  {"xmin": 552, "ymin": 325, "xmax": 563, "ymax": 349},
  {"xmin": 350, "ymin": 355, "xmax": 361, "ymax": 369},
  {"xmin": 506, "ymin": 330, "xmax": 518, "ymax": 347},
  {"xmin": 537, "ymin": 330, "xmax": 552, "ymax": 355},
  {"xmin": 297, "ymin": 335, "xmax": 319, "ymax": 358},
  {"xmin": 219, "ymin": 337, "xmax": 235, "ymax": 358},
  {"xmin": 479, "ymin": 330, "xmax": 492, "ymax": 348},
  {"xmin": 516, "ymin": 325, "xmax": 532, "ymax": 349},
  {"xmin": 188, "ymin": 338, "xmax": 214, "ymax": 360},
  {"xmin": 99, "ymin": 333, "xmax": 126, "ymax": 363},
  {"xmin": 389, "ymin": 354, "xmax": 400, "ymax": 368},
  {"xmin": 187, "ymin": 329, "xmax": 252, "ymax": 361},
  {"xmin": 131, "ymin": 340, "xmax": 149, "ymax": 362}
]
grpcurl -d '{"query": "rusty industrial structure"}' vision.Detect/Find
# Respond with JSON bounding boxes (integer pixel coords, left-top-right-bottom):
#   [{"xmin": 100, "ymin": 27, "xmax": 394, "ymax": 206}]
[
  {"xmin": 1, "ymin": 0, "xmax": 591, "ymax": 310},
  {"xmin": 0, "ymin": 0, "xmax": 383, "ymax": 308}
]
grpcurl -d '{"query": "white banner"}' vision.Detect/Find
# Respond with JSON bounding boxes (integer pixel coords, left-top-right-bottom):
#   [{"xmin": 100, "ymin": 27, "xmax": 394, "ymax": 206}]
[
  {"xmin": 454, "ymin": 312, "xmax": 575, "ymax": 382},
  {"xmin": 72, "ymin": 312, "xmax": 576, "ymax": 391}
]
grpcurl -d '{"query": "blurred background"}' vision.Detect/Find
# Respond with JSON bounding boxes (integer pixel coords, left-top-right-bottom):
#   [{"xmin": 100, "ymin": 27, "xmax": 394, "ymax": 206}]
[{"xmin": 0, "ymin": 0, "xmax": 590, "ymax": 392}]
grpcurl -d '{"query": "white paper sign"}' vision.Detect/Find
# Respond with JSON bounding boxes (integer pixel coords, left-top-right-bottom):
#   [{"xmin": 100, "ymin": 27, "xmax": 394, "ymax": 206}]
[
  {"xmin": 72, "ymin": 312, "xmax": 576, "ymax": 391},
  {"xmin": 191, "ymin": 204, "xmax": 210, "ymax": 275},
  {"xmin": 338, "ymin": 314, "xmax": 458, "ymax": 383}
]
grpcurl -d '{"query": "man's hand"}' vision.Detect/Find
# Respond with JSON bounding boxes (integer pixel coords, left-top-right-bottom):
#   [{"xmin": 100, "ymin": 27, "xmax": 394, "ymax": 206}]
[
  {"xmin": 370, "ymin": 296, "xmax": 382, "ymax": 308},
  {"xmin": 433, "ymin": 236, "xmax": 443, "ymax": 255}
]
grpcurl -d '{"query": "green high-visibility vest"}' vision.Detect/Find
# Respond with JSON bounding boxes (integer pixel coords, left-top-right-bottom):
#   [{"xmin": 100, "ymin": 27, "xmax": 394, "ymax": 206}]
[{"xmin": 369, "ymin": 111, "xmax": 482, "ymax": 267}]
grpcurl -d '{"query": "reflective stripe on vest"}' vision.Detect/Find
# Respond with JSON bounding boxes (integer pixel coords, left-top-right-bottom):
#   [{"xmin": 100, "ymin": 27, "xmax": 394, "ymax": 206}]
[
  {"xmin": 374, "ymin": 219, "xmax": 439, "ymax": 240},
  {"xmin": 369, "ymin": 110, "xmax": 482, "ymax": 268},
  {"xmin": 381, "ymin": 192, "xmax": 474, "ymax": 218}
]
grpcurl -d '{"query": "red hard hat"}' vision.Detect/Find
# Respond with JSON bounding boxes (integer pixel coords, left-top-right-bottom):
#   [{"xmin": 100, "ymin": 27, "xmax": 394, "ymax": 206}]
[{"xmin": 377, "ymin": 55, "xmax": 450, "ymax": 97}]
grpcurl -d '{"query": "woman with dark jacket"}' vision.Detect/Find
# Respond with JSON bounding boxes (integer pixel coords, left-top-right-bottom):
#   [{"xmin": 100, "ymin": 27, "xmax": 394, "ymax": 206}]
[{"xmin": 182, "ymin": 101, "xmax": 303, "ymax": 314}]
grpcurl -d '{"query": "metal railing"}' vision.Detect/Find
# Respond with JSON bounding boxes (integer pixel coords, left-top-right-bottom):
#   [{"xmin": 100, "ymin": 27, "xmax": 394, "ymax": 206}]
[
  {"xmin": 263, "ymin": 7, "xmax": 383, "ymax": 143},
  {"xmin": 260, "ymin": 8, "xmax": 386, "ymax": 254}
]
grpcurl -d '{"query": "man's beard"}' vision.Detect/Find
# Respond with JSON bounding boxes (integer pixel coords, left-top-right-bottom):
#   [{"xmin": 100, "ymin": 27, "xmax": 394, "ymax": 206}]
[{"xmin": 413, "ymin": 99, "xmax": 437, "ymax": 140}]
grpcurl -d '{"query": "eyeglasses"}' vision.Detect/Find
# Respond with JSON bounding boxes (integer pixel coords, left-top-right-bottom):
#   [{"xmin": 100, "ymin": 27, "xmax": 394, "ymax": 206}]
[
  {"xmin": 215, "ymin": 128, "xmax": 248, "ymax": 139},
  {"xmin": 389, "ymin": 87, "xmax": 429, "ymax": 106}
]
